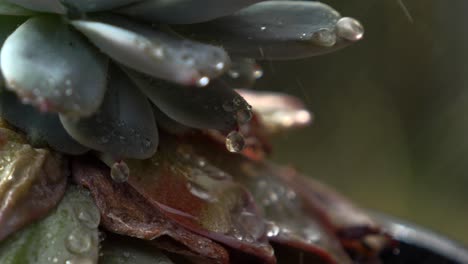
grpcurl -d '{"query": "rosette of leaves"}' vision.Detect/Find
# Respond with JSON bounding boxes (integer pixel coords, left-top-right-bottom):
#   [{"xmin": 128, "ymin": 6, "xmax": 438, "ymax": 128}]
[{"xmin": 0, "ymin": 0, "xmax": 394, "ymax": 263}]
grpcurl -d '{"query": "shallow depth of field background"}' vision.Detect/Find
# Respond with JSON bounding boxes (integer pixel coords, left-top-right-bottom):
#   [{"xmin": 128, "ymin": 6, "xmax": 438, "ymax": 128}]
[{"xmin": 257, "ymin": 0, "xmax": 468, "ymax": 244}]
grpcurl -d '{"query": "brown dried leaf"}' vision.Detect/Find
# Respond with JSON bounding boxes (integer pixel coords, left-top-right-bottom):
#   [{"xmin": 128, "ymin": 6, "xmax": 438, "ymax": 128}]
[
  {"xmin": 72, "ymin": 158, "xmax": 229, "ymax": 264},
  {"xmin": 0, "ymin": 126, "xmax": 67, "ymax": 241}
]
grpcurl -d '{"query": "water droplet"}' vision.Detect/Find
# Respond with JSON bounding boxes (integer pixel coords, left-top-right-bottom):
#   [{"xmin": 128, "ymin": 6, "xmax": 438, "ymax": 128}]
[
  {"xmin": 197, "ymin": 76, "xmax": 210, "ymax": 87},
  {"xmin": 260, "ymin": 26, "xmax": 266, "ymax": 31},
  {"xmin": 215, "ymin": 62, "xmax": 225, "ymax": 71},
  {"xmin": 252, "ymin": 66, "xmax": 263, "ymax": 79},
  {"xmin": 66, "ymin": 230, "xmax": 92, "ymax": 255},
  {"xmin": 336, "ymin": 17, "xmax": 364, "ymax": 41},
  {"xmin": 265, "ymin": 221, "xmax": 280, "ymax": 237},
  {"xmin": 187, "ymin": 182, "xmax": 216, "ymax": 202},
  {"xmin": 311, "ymin": 28, "xmax": 336, "ymax": 47},
  {"xmin": 228, "ymin": 70, "xmax": 240, "ymax": 79},
  {"xmin": 78, "ymin": 209, "xmax": 100, "ymax": 229},
  {"xmin": 236, "ymin": 107, "xmax": 253, "ymax": 125},
  {"xmin": 110, "ymin": 161, "xmax": 129, "ymax": 183},
  {"xmin": 225, "ymin": 131, "xmax": 245, "ymax": 153},
  {"xmin": 52, "ymin": 257, "xmax": 58, "ymax": 263}
]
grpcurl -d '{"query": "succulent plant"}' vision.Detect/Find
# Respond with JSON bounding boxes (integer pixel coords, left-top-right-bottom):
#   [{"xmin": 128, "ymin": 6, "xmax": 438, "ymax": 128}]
[{"xmin": 0, "ymin": 0, "xmax": 400, "ymax": 263}]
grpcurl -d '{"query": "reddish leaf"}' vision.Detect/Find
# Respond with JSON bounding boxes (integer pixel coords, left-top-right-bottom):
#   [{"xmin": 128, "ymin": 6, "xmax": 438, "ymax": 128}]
[
  {"xmin": 0, "ymin": 126, "xmax": 67, "ymax": 241},
  {"xmin": 278, "ymin": 169, "xmax": 393, "ymax": 260},
  {"xmin": 72, "ymin": 158, "xmax": 229, "ymax": 264},
  {"xmin": 125, "ymin": 133, "xmax": 275, "ymax": 264}
]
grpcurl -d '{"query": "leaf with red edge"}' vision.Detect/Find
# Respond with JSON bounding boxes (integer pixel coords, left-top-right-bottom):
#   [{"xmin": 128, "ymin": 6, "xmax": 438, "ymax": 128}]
[
  {"xmin": 181, "ymin": 132, "xmax": 393, "ymax": 263},
  {"xmin": 0, "ymin": 125, "xmax": 67, "ymax": 241},
  {"xmin": 125, "ymin": 133, "xmax": 275, "ymax": 264},
  {"xmin": 278, "ymin": 169, "xmax": 393, "ymax": 260},
  {"xmin": 72, "ymin": 158, "xmax": 229, "ymax": 264}
]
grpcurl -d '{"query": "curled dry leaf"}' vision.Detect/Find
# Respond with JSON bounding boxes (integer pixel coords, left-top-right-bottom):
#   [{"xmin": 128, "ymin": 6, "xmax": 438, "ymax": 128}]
[
  {"xmin": 0, "ymin": 124, "xmax": 67, "ymax": 241},
  {"xmin": 72, "ymin": 158, "xmax": 230, "ymax": 264}
]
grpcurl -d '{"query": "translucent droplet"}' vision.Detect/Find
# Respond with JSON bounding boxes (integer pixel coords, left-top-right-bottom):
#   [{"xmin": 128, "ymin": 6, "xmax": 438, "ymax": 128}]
[
  {"xmin": 187, "ymin": 182, "xmax": 216, "ymax": 202},
  {"xmin": 196, "ymin": 76, "xmax": 210, "ymax": 87},
  {"xmin": 228, "ymin": 70, "xmax": 240, "ymax": 79},
  {"xmin": 110, "ymin": 161, "xmax": 129, "ymax": 183},
  {"xmin": 78, "ymin": 209, "xmax": 100, "ymax": 229},
  {"xmin": 215, "ymin": 62, "xmax": 225, "ymax": 71},
  {"xmin": 311, "ymin": 28, "xmax": 336, "ymax": 47},
  {"xmin": 252, "ymin": 66, "xmax": 263, "ymax": 79},
  {"xmin": 336, "ymin": 17, "xmax": 364, "ymax": 41},
  {"xmin": 260, "ymin": 26, "xmax": 267, "ymax": 31},
  {"xmin": 236, "ymin": 107, "xmax": 253, "ymax": 125},
  {"xmin": 225, "ymin": 131, "xmax": 245, "ymax": 153},
  {"xmin": 265, "ymin": 221, "xmax": 280, "ymax": 237},
  {"xmin": 66, "ymin": 230, "xmax": 92, "ymax": 255}
]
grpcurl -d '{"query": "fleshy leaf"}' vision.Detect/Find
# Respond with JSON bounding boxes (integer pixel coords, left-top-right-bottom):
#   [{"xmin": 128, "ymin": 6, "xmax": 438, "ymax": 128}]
[
  {"xmin": 280, "ymin": 170, "xmax": 392, "ymax": 260},
  {"xmin": 61, "ymin": 0, "xmax": 140, "ymax": 12},
  {"xmin": 0, "ymin": 186, "xmax": 100, "ymax": 263},
  {"xmin": 100, "ymin": 235, "xmax": 175, "ymax": 264},
  {"xmin": 0, "ymin": 0, "xmax": 35, "ymax": 15},
  {"xmin": 71, "ymin": 15, "xmax": 229, "ymax": 87},
  {"xmin": 174, "ymin": 1, "xmax": 364, "ymax": 60},
  {"xmin": 60, "ymin": 65, "xmax": 158, "ymax": 159},
  {"xmin": 237, "ymin": 89, "xmax": 313, "ymax": 134},
  {"xmin": 124, "ymin": 133, "xmax": 275, "ymax": 263},
  {"xmin": 5, "ymin": 0, "xmax": 65, "ymax": 13},
  {"xmin": 0, "ymin": 125, "xmax": 67, "ymax": 241},
  {"xmin": 72, "ymin": 158, "xmax": 230, "ymax": 264},
  {"xmin": 1, "ymin": 16, "xmax": 108, "ymax": 117},
  {"xmin": 117, "ymin": 0, "xmax": 263, "ymax": 24},
  {"xmin": 188, "ymin": 138, "xmax": 352, "ymax": 263},
  {"xmin": 128, "ymin": 71, "xmax": 251, "ymax": 132},
  {"xmin": 0, "ymin": 89, "xmax": 89, "ymax": 155}
]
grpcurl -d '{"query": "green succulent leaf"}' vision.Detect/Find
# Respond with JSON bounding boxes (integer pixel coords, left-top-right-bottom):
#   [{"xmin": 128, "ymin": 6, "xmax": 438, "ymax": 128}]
[
  {"xmin": 61, "ymin": 0, "xmax": 140, "ymax": 12},
  {"xmin": 117, "ymin": 0, "xmax": 263, "ymax": 24},
  {"xmin": 175, "ymin": 1, "xmax": 362, "ymax": 59},
  {"xmin": 128, "ymin": 72, "xmax": 250, "ymax": 132},
  {"xmin": 0, "ymin": 186, "xmax": 100, "ymax": 264},
  {"xmin": 0, "ymin": 89, "xmax": 89, "ymax": 155},
  {"xmin": 71, "ymin": 15, "xmax": 230, "ymax": 87},
  {"xmin": 5, "ymin": 0, "xmax": 65, "ymax": 14},
  {"xmin": 60, "ymin": 65, "xmax": 158, "ymax": 159},
  {"xmin": 100, "ymin": 235, "xmax": 174, "ymax": 264},
  {"xmin": 0, "ymin": 125, "xmax": 67, "ymax": 242},
  {"xmin": 0, "ymin": 16, "xmax": 108, "ymax": 117},
  {"xmin": 0, "ymin": 0, "xmax": 35, "ymax": 15}
]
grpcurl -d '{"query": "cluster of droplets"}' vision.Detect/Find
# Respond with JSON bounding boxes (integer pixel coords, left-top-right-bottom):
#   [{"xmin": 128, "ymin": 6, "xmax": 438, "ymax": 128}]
[{"xmin": 222, "ymin": 96, "xmax": 254, "ymax": 153}]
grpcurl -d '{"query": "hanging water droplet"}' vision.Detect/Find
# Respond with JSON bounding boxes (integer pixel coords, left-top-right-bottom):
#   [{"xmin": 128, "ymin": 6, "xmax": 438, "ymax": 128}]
[
  {"xmin": 260, "ymin": 26, "xmax": 267, "ymax": 31},
  {"xmin": 110, "ymin": 161, "xmax": 129, "ymax": 183},
  {"xmin": 196, "ymin": 76, "xmax": 210, "ymax": 87},
  {"xmin": 226, "ymin": 131, "xmax": 245, "ymax": 153},
  {"xmin": 336, "ymin": 17, "xmax": 364, "ymax": 41},
  {"xmin": 65, "ymin": 230, "xmax": 92, "ymax": 255},
  {"xmin": 236, "ymin": 107, "xmax": 253, "ymax": 125},
  {"xmin": 252, "ymin": 66, "xmax": 263, "ymax": 79},
  {"xmin": 311, "ymin": 28, "xmax": 336, "ymax": 47}
]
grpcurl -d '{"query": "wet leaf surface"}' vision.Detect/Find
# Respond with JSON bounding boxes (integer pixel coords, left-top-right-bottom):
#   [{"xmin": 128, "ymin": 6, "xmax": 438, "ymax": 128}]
[
  {"xmin": 0, "ymin": 125, "xmax": 67, "ymax": 241},
  {"xmin": 72, "ymin": 158, "xmax": 230, "ymax": 264},
  {"xmin": 0, "ymin": 186, "xmax": 100, "ymax": 264},
  {"xmin": 182, "ymin": 132, "xmax": 392, "ymax": 262},
  {"xmin": 124, "ymin": 134, "xmax": 275, "ymax": 263}
]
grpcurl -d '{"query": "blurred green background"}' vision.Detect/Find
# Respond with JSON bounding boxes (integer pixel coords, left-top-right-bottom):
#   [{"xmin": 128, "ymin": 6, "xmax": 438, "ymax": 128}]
[{"xmin": 257, "ymin": 0, "xmax": 468, "ymax": 245}]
